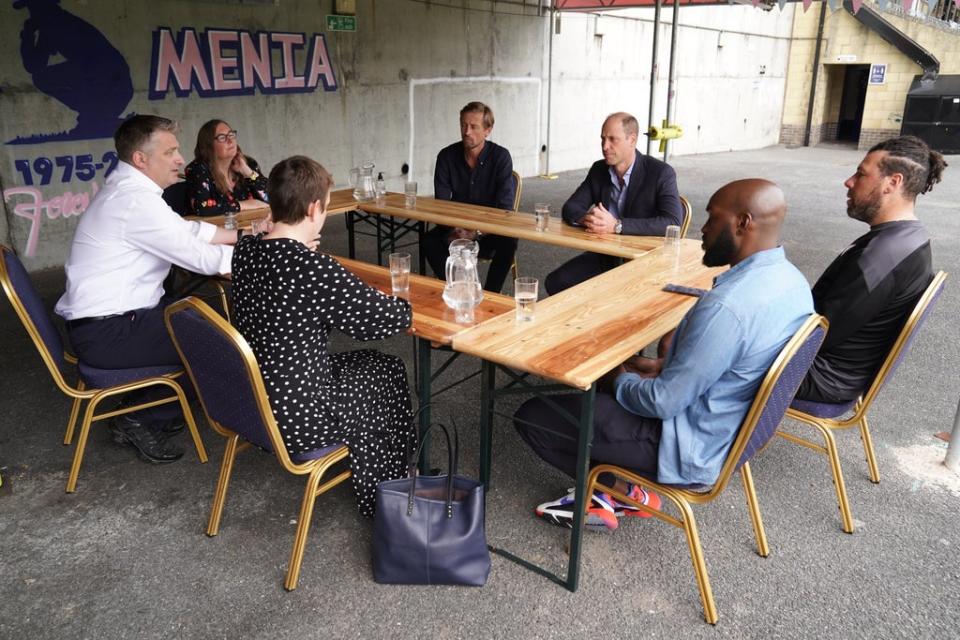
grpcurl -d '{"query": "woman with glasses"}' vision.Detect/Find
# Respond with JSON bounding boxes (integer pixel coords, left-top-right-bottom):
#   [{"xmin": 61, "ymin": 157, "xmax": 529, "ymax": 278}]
[{"xmin": 184, "ymin": 119, "xmax": 269, "ymax": 216}]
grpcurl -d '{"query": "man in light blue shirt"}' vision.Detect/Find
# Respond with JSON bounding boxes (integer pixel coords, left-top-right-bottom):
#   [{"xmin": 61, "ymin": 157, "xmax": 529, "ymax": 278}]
[{"xmin": 515, "ymin": 179, "xmax": 813, "ymax": 531}]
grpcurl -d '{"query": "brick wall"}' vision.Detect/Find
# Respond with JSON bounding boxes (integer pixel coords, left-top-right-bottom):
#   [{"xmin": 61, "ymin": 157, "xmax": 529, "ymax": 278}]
[{"xmin": 857, "ymin": 128, "xmax": 901, "ymax": 149}]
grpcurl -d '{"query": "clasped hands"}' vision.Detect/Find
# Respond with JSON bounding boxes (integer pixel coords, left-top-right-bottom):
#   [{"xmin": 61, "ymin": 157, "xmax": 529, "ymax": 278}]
[
  {"xmin": 447, "ymin": 228, "xmax": 480, "ymax": 242},
  {"xmin": 580, "ymin": 203, "xmax": 618, "ymax": 235},
  {"xmin": 597, "ymin": 355, "xmax": 663, "ymax": 394}
]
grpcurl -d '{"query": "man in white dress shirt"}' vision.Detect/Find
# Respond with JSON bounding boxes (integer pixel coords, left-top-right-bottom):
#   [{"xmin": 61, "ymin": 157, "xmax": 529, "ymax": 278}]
[{"xmin": 56, "ymin": 115, "xmax": 236, "ymax": 463}]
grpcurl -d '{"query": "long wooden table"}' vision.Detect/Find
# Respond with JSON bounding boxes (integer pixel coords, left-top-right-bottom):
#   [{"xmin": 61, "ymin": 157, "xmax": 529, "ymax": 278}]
[
  {"xmin": 353, "ymin": 193, "xmax": 663, "ymax": 261},
  {"xmin": 184, "ymin": 187, "xmax": 360, "ymax": 228},
  {"xmin": 452, "ymin": 239, "xmax": 723, "ymax": 591}
]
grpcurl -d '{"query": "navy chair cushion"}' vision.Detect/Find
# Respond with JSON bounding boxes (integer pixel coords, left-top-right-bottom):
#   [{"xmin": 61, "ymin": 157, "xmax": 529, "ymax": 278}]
[
  {"xmin": 168, "ymin": 307, "xmax": 274, "ymax": 451},
  {"xmin": 737, "ymin": 323, "xmax": 826, "ymax": 470},
  {"xmin": 162, "ymin": 181, "xmax": 189, "ymax": 216},
  {"xmin": 168, "ymin": 304, "xmax": 346, "ymax": 462},
  {"xmin": 291, "ymin": 444, "xmax": 344, "ymax": 463},
  {"xmin": 77, "ymin": 361, "xmax": 183, "ymax": 389},
  {"xmin": 790, "ymin": 397, "xmax": 857, "ymax": 419},
  {"xmin": 2, "ymin": 247, "xmax": 69, "ymax": 379}
]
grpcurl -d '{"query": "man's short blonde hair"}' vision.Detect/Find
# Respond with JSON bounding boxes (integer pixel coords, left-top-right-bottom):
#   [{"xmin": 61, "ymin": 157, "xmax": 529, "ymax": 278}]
[{"xmin": 605, "ymin": 112, "xmax": 639, "ymax": 139}]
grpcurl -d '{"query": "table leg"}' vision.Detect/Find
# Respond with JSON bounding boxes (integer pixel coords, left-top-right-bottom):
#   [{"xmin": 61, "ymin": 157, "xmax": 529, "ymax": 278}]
[
  {"xmin": 417, "ymin": 221, "xmax": 427, "ymax": 275},
  {"xmin": 377, "ymin": 216, "xmax": 383, "ymax": 267},
  {"xmin": 346, "ymin": 210, "xmax": 357, "ymax": 259},
  {"xmin": 416, "ymin": 336, "xmax": 432, "ymax": 473},
  {"xmin": 565, "ymin": 385, "xmax": 596, "ymax": 592},
  {"xmin": 479, "ymin": 359, "xmax": 495, "ymax": 489}
]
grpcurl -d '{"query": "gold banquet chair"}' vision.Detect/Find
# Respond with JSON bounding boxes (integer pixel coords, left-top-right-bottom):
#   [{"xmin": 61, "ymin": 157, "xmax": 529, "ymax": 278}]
[
  {"xmin": 778, "ymin": 271, "xmax": 947, "ymax": 533},
  {"xmin": 679, "ymin": 195, "xmax": 693, "ymax": 238},
  {"xmin": 165, "ymin": 297, "xmax": 352, "ymax": 591},
  {"xmin": 0, "ymin": 245, "xmax": 207, "ymax": 492},
  {"xmin": 585, "ymin": 314, "xmax": 828, "ymax": 624}
]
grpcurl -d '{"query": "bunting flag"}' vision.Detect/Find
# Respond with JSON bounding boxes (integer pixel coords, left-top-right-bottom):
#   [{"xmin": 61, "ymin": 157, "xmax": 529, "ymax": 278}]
[
  {"xmin": 877, "ymin": 0, "xmax": 889, "ymax": 10},
  {"xmin": 926, "ymin": 0, "xmax": 937, "ymax": 12},
  {"xmin": 778, "ymin": 0, "xmax": 788, "ymax": 9},
  {"xmin": 903, "ymin": 0, "xmax": 914, "ymax": 13},
  {"xmin": 827, "ymin": 0, "xmax": 841, "ymax": 10},
  {"xmin": 851, "ymin": 0, "xmax": 863, "ymax": 13},
  {"xmin": 802, "ymin": 0, "xmax": 813, "ymax": 10}
]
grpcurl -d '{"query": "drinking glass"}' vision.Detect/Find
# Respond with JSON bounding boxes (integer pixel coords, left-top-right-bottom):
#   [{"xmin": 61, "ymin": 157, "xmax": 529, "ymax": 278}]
[
  {"xmin": 534, "ymin": 203, "xmax": 550, "ymax": 232},
  {"xmin": 664, "ymin": 224, "xmax": 681, "ymax": 249},
  {"xmin": 389, "ymin": 252, "xmax": 411, "ymax": 296},
  {"xmin": 404, "ymin": 181, "xmax": 418, "ymax": 208},
  {"xmin": 223, "ymin": 211, "xmax": 237, "ymax": 231},
  {"xmin": 514, "ymin": 277, "xmax": 538, "ymax": 323}
]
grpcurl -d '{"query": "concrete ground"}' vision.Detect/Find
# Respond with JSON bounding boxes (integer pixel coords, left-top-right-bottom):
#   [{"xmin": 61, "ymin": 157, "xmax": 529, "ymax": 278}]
[{"xmin": 1, "ymin": 143, "xmax": 958, "ymax": 639}]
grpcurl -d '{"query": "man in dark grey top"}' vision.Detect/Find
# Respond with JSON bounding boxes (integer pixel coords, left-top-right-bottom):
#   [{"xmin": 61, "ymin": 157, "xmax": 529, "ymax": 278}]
[{"xmin": 796, "ymin": 136, "xmax": 947, "ymax": 403}]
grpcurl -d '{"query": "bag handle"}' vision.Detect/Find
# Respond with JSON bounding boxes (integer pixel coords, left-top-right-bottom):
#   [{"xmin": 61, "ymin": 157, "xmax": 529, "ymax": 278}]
[{"xmin": 406, "ymin": 421, "xmax": 458, "ymax": 519}]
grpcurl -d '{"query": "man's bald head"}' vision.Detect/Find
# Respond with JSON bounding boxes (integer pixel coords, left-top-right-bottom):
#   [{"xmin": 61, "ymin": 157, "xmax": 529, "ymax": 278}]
[{"xmin": 701, "ymin": 179, "xmax": 786, "ymax": 267}]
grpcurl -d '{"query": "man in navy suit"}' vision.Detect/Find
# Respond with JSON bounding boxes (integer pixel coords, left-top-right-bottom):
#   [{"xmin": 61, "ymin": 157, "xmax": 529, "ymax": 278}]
[{"xmin": 545, "ymin": 112, "xmax": 683, "ymax": 294}]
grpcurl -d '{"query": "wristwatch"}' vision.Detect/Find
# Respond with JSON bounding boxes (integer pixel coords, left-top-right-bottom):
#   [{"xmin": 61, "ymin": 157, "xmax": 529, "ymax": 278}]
[{"xmin": 614, "ymin": 220, "xmax": 623, "ymax": 234}]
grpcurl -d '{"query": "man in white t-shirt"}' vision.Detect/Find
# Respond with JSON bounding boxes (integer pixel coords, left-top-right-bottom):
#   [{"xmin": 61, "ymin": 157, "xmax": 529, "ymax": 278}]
[{"xmin": 56, "ymin": 115, "xmax": 236, "ymax": 463}]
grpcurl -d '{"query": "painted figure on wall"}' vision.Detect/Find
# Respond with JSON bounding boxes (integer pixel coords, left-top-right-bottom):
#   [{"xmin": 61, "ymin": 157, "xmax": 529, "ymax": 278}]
[{"xmin": 9, "ymin": 0, "xmax": 133, "ymax": 144}]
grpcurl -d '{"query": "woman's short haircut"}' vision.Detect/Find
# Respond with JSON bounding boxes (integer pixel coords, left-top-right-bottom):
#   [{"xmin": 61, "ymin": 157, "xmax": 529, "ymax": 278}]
[
  {"xmin": 267, "ymin": 156, "xmax": 333, "ymax": 224},
  {"xmin": 460, "ymin": 101, "xmax": 494, "ymax": 129},
  {"xmin": 114, "ymin": 115, "xmax": 179, "ymax": 162},
  {"xmin": 870, "ymin": 135, "xmax": 948, "ymax": 197}
]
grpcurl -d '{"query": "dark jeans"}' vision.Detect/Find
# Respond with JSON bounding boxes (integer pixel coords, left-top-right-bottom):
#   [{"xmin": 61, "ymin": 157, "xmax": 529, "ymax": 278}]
[
  {"xmin": 66, "ymin": 298, "xmax": 193, "ymax": 424},
  {"xmin": 544, "ymin": 252, "xmax": 621, "ymax": 295},
  {"xmin": 423, "ymin": 225, "xmax": 518, "ymax": 293},
  {"xmin": 513, "ymin": 391, "xmax": 662, "ymax": 484}
]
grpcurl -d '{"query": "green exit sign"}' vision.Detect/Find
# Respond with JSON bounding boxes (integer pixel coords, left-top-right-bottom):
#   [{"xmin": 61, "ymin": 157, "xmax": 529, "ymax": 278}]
[{"xmin": 326, "ymin": 15, "xmax": 357, "ymax": 32}]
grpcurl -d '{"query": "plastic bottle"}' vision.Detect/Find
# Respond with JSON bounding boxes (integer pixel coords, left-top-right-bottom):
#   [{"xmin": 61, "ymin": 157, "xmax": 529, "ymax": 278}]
[{"xmin": 376, "ymin": 171, "xmax": 387, "ymax": 205}]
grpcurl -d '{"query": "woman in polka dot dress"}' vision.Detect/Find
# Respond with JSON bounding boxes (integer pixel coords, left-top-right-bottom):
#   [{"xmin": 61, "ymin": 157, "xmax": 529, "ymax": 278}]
[{"xmin": 232, "ymin": 156, "xmax": 414, "ymax": 516}]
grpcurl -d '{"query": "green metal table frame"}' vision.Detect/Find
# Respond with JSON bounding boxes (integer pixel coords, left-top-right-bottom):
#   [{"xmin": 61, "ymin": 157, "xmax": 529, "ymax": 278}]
[{"xmin": 477, "ymin": 359, "xmax": 597, "ymax": 592}]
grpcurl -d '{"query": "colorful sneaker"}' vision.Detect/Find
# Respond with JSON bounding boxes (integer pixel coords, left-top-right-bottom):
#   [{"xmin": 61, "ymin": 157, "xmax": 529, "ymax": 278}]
[
  {"xmin": 611, "ymin": 483, "xmax": 661, "ymax": 518},
  {"xmin": 535, "ymin": 488, "xmax": 619, "ymax": 531}
]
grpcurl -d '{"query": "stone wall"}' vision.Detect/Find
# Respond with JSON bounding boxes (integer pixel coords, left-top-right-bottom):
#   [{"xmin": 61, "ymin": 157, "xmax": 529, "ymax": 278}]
[{"xmin": 0, "ymin": 0, "xmax": 795, "ymax": 270}]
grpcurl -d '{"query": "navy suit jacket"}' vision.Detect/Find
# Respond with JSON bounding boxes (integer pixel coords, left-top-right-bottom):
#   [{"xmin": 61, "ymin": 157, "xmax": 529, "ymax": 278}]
[{"xmin": 561, "ymin": 150, "xmax": 682, "ymax": 236}]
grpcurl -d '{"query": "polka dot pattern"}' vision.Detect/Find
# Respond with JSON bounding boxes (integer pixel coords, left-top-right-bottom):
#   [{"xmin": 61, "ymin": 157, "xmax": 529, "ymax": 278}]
[{"xmin": 232, "ymin": 236, "xmax": 415, "ymax": 516}]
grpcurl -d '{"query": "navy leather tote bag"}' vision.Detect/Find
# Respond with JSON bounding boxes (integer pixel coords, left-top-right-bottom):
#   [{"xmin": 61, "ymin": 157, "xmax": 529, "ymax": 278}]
[{"xmin": 373, "ymin": 422, "xmax": 490, "ymax": 586}]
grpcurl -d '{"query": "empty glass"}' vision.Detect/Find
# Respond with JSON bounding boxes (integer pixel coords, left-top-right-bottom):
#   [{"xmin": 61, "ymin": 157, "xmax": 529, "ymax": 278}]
[
  {"xmin": 404, "ymin": 181, "xmax": 418, "ymax": 208},
  {"xmin": 664, "ymin": 224, "xmax": 681, "ymax": 270},
  {"xmin": 534, "ymin": 203, "xmax": 550, "ymax": 232},
  {"xmin": 514, "ymin": 277, "xmax": 538, "ymax": 322},
  {"xmin": 389, "ymin": 252, "xmax": 411, "ymax": 296},
  {"xmin": 223, "ymin": 211, "xmax": 237, "ymax": 231}
]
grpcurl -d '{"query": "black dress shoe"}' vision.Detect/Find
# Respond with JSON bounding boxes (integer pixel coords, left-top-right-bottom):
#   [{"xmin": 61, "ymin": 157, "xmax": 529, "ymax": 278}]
[
  {"xmin": 155, "ymin": 417, "xmax": 186, "ymax": 436},
  {"xmin": 110, "ymin": 415, "xmax": 184, "ymax": 464}
]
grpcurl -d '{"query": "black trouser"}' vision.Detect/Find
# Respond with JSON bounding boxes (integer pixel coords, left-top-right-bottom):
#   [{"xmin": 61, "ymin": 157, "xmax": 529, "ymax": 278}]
[
  {"xmin": 422, "ymin": 225, "xmax": 518, "ymax": 293},
  {"xmin": 544, "ymin": 252, "xmax": 621, "ymax": 295},
  {"xmin": 66, "ymin": 298, "xmax": 193, "ymax": 424},
  {"xmin": 513, "ymin": 392, "xmax": 662, "ymax": 485}
]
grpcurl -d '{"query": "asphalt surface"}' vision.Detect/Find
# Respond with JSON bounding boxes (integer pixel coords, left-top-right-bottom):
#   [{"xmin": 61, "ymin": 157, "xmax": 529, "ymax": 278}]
[{"xmin": 1, "ymin": 143, "xmax": 958, "ymax": 639}]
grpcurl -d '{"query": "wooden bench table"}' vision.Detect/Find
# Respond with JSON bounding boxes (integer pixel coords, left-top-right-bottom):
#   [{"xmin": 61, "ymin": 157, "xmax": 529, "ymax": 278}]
[
  {"xmin": 451, "ymin": 239, "xmax": 723, "ymax": 591},
  {"xmin": 352, "ymin": 193, "xmax": 664, "ymax": 265}
]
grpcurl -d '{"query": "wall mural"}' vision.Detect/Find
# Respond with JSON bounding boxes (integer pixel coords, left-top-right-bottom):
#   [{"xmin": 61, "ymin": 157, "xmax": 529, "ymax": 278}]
[
  {"xmin": 2, "ymin": 4, "xmax": 339, "ymax": 258},
  {"xmin": 8, "ymin": 0, "xmax": 133, "ymax": 144}
]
